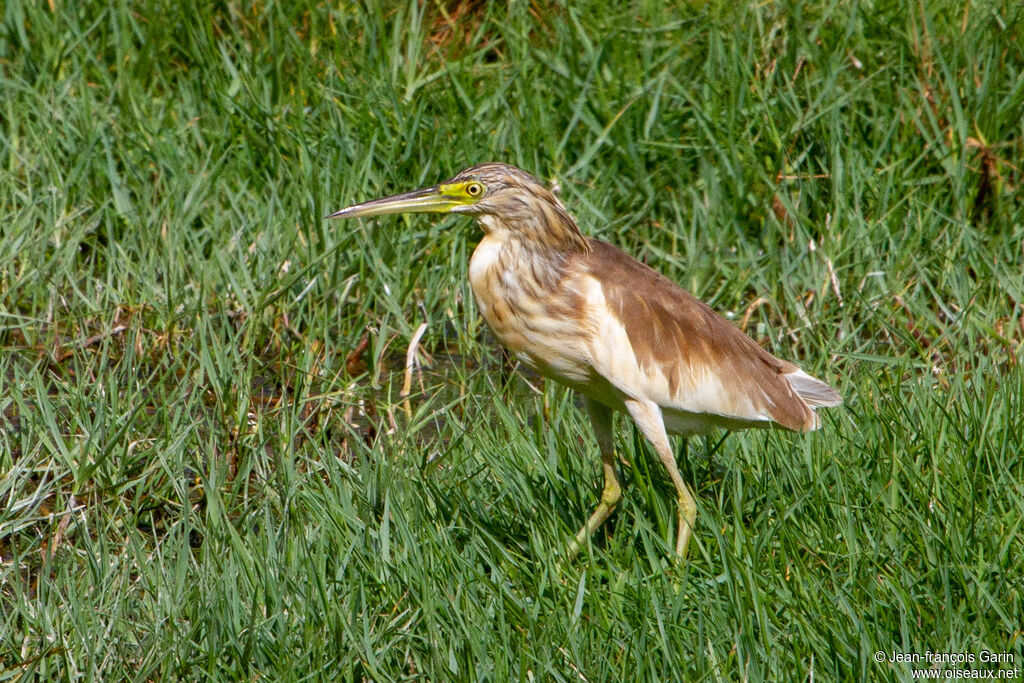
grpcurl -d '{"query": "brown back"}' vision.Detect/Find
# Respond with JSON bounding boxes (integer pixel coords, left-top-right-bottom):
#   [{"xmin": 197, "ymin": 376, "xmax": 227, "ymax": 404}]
[{"xmin": 584, "ymin": 238, "xmax": 816, "ymax": 431}]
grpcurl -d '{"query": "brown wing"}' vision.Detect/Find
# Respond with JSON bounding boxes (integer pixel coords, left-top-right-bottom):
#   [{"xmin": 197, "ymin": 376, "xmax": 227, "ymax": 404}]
[{"xmin": 583, "ymin": 238, "xmax": 838, "ymax": 431}]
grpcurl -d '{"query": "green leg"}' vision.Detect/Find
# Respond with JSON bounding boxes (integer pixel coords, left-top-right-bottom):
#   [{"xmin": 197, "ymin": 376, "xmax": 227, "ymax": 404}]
[
  {"xmin": 673, "ymin": 476, "xmax": 697, "ymax": 558},
  {"xmin": 563, "ymin": 398, "xmax": 621, "ymax": 563},
  {"xmin": 624, "ymin": 399, "xmax": 698, "ymax": 562}
]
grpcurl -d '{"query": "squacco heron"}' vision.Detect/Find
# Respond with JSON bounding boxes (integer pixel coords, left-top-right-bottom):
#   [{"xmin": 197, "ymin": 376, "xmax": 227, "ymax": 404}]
[{"xmin": 329, "ymin": 163, "xmax": 841, "ymax": 562}]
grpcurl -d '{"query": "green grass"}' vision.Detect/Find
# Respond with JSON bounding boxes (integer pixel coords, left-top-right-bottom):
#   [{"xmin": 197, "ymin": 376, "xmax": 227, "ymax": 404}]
[{"xmin": 2, "ymin": 0, "xmax": 1023, "ymax": 680}]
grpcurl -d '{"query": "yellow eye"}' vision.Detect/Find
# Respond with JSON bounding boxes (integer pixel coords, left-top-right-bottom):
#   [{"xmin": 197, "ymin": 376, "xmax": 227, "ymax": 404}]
[{"xmin": 466, "ymin": 182, "xmax": 483, "ymax": 197}]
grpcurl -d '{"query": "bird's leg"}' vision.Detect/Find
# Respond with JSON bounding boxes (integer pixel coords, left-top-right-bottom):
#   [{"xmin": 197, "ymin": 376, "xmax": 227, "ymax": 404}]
[
  {"xmin": 563, "ymin": 398, "xmax": 621, "ymax": 562},
  {"xmin": 624, "ymin": 399, "xmax": 697, "ymax": 560}
]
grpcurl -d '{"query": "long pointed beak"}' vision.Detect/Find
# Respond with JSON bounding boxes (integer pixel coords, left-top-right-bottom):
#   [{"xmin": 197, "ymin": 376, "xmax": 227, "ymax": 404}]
[{"xmin": 326, "ymin": 185, "xmax": 460, "ymax": 219}]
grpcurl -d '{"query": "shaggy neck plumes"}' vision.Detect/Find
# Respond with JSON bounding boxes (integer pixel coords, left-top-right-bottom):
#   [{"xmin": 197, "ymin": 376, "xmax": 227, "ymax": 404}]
[
  {"xmin": 476, "ymin": 199, "xmax": 589, "ymax": 255},
  {"xmin": 475, "ymin": 213, "xmax": 585, "ymax": 294}
]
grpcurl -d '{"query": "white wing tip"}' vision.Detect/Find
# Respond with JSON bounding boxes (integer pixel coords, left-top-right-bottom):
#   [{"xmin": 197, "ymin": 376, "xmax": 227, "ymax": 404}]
[{"xmin": 785, "ymin": 368, "xmax": 843, "ymax": 409}]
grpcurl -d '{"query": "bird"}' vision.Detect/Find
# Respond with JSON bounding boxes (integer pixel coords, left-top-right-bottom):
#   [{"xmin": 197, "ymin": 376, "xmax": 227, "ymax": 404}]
[{"xmin": 328, "ymin": 162, "xmax": 841, "ymax": 563}]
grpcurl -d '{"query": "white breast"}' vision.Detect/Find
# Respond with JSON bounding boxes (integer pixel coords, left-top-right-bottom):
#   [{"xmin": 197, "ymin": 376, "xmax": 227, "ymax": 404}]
[{"xmin": 468, "ymin": 236, "xmax": 503, "ymax": 307}]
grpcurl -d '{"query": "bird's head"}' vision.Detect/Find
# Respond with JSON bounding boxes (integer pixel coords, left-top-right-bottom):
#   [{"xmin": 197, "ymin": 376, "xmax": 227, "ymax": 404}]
[{"xmin": 328, "ymin": 162, "xmax": 588, "ymax": 251}]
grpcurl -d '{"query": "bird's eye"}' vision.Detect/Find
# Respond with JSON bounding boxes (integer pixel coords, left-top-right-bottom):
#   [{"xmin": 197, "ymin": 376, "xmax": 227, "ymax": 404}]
[{"xmin": 466, "ymin": 182, "xmax": 483, "ymax": 197}]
